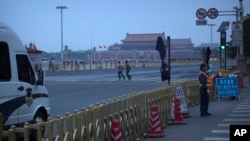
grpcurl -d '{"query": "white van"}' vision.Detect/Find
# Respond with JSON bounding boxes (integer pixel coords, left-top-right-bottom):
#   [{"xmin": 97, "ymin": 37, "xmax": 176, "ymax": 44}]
[{"xmin": 0, "ymin": 22, "xmax": 50, "ymax": 131}]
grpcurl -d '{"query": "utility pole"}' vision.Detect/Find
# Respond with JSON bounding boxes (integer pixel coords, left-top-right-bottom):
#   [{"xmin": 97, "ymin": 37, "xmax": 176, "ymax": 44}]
[
  {"xmin": 237, "ymin": 0, "xmax": 247, "ymax": 74},
  {"xmin": 208, "ymin": 24, "xmax": 215, "ymax": 45},
  {"xmin": 56, "ymin": 6, "xmax": 67, "ymax": 62}
]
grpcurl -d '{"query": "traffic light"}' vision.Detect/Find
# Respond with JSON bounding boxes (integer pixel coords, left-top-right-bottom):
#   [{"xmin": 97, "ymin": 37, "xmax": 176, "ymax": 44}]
[
  {"xmin": 220, "ymin": 44, "xmax": 225, "ymax": 50},
  {"xmin": 220, "ymin": 32, "xmax": 226, "ymax": 50}
]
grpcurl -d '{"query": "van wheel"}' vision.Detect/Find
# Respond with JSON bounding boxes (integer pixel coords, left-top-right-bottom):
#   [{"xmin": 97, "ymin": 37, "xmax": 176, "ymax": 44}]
[{"xmin": 30, "ymin": 110, "xmax": 47, "ymax": 140}]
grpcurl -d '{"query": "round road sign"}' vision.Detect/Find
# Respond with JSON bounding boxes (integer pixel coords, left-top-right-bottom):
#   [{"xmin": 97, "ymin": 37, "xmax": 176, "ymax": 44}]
[
  {"xmin": 207, "ymin": 8, "xmax": 218, "ymax": 19},
  {"xmin": 196, "ymin": 8, "xmax": 207, "ymax": 19}
]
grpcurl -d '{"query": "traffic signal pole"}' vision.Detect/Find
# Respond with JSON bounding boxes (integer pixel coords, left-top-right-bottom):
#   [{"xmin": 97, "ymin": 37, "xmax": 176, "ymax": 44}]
[
  {"xmin": 220, "ymin": 32, "xmax": 227, "ymax": 70},
  {"xmin": 218, "ymin": 26, "xmax": 227, "ymax": 69}
]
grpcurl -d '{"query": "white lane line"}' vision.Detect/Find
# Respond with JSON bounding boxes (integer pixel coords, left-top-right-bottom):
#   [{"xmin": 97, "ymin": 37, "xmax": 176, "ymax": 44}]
[
  {"xmin": 211, "ymin": 130, "xmax": 229, "ymax": 134},
  {"xmin": 240, "ymin": 101, "xmax": 250, "ymax": 104},
  {"xmin": 223, "ymin": 119, "xmax": 250, "ymax": 122},
  {"xmin": 228, "ymin": 114, "xmax": 250, "ymax": 117},
  {"xmin": 232, "ymin": 110, "xmax": 250, "ymax": 113},
  {"xmin": 218, "ymin": 124, "xmax": 229, "ymax": 127},
  {"xmin": 238, "ymin": 105, "xmax": 250, "ymax": 106},
  {"xmin": 203, "ymin": 137, "xmax": 229, "ymax": 141},
  {"xmin": 235, "ymin": 107, "xmax": 250, "ymax": 109}
]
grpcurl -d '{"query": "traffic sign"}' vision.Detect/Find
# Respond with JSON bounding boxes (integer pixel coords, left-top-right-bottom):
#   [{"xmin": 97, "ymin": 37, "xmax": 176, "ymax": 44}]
[
  {"xmin": 196, "ymin": 19, "xmax": 207, "ymax": 26},
  {"xmin": 231, "ymin": 22, "xmax": 243, "ymax": 46},
  {"xmin": 207, "ymin": 8, "xmax": 219, "ymax": 19},
  {"xmin": 215, "ymin": 77, "xmax": 239, "ymax": 100},
  {"xmin": 196, "ymin": 8, "xmax": 207, "ymax": 19}
]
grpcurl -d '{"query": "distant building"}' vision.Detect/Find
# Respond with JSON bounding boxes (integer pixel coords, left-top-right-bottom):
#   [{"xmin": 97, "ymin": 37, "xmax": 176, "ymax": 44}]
[
  {"xmin": 105, "ymin": 32, "xmax": 198, "ymax": 60},
  {"xmin": 109, "ymin": 32, "xmax": 193, "ymax": 51}
]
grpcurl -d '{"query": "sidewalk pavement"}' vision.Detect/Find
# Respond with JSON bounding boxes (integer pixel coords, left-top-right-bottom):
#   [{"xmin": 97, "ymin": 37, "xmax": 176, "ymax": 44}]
[{"xmin": 143, "ymin": 78, "xmax": 250, "ymax": 141}]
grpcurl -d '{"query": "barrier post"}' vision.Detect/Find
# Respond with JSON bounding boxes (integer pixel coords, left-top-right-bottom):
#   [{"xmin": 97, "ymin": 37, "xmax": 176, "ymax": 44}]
[
  {"xmin": 57, "ymin": 115, "xmax": 64, "ymax": 141},
  {"xmin": 46, "ymin": 117, "xmax": 54, "ymax": 141},
  {"xmin": 98, "ymin": 104, "xmax": 105, "ymax": 141},
  {"xmin": 87, "ymin": 105, "xmax": 94, "ymax": 140},
  {"xmin": 8, "ymin": 128, "xmax": 15, "ymax": 141}
]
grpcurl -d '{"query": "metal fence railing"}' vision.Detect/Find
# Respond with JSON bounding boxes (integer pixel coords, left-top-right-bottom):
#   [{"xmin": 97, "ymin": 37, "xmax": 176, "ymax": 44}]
[{"xmin": 0, "ymin": 70, "xmax": 240, "ymax": 141}]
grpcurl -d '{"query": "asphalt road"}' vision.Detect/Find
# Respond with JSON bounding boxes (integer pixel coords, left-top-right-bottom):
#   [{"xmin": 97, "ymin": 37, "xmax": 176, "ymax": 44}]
[{"xmin": 45, "ymin": 63, "xmax": 220, "ymax": 118}]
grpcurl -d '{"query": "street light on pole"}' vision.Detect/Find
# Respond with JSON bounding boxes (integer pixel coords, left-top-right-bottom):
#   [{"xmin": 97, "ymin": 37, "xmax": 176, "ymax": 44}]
[
  {"xmin": 56, "ymin": 6, "xmax": 67, "ymax": 62},
  {"xmin": 207, "ymin": 24, "xmax": 215, "ymax": 45}
]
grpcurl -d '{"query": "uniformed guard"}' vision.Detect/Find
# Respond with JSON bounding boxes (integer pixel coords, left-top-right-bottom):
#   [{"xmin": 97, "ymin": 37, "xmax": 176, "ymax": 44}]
[{"xmin": 199, "ymin": 63, "xmax": 212, "ymax": 117}]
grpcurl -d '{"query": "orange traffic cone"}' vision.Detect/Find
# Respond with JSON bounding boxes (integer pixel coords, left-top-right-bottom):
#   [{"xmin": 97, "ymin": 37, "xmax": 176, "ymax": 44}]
[
  {"xmin": 111, "ymin": 119, "xmax": 123, "ymax": 141},
  {"xmin": 171, "ymin": 98, "xmax": 186, "ymax": 125},
  {"xmin": 147, "ymin": 104, "xmax": 165, "ymax": 138}
]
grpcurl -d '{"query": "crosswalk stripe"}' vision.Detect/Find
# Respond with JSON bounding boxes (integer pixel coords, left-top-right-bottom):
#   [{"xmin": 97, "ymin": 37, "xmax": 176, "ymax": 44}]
[
  {"xmin": 211, "ymin": 130, "xmax": 229, "ymax": 134},
  {"xmin": 203, "ymin": 137, "xmax": 229, "ymax": 141},
  {"xmin": 238, "ymin": 104, "xmax": 250, "ymax": 106},
  {"xmin": 228, "ymin": 114, "xmax": 250, "ymax": 117},
  {"xmin": 217, "ymin": 124, "xmax": 229, "ymax": 127},
  {"xmin": 232, "ymin": 110, "xmax": 250, "ymax": 113},
  {"xmin": 223, "ymin": 119, "xmax": 250, "ymax": 122},
  {"xmin": 235, "ymin": 107, "xmax": 250, "ymax": 109}
]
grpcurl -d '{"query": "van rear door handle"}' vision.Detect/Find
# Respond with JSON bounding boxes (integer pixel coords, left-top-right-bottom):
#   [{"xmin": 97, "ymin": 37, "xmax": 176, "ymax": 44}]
[{"xmin": 18, "ymin": 86, "xmax": 24, "ymax": 91}]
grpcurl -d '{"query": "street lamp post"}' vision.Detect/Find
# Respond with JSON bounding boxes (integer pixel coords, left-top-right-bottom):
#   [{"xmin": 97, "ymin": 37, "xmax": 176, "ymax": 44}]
[
  {"xmin": 207, "ymin": 24, "xmax": 215, "ymax": 46},
  {"xmin": 56, "ymin": 6, "xmax": 67, "ymax": 62}
]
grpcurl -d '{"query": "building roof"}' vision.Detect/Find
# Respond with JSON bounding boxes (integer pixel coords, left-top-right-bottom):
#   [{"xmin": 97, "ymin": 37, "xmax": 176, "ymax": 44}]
[
  {"xmin": 170, "ymin": 38, "xmax": 193, "ymax": 45},
  {"xmin": 122, "ymin": 32, "xmax": 166, "ymax": 42}
]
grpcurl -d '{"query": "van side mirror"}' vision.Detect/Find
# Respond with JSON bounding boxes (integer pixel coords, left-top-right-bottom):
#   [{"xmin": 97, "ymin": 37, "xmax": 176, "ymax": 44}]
[{"xmin": 37, "ymin": 70, "xmax": 45, "ymax": 85}]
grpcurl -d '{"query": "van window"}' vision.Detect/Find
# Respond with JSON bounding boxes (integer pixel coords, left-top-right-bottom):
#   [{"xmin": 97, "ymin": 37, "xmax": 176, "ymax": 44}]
[
  {"xmin": 0, "ymin": 42, "xmax": 11, "ymax": 81},
  {"xmin": 16, "ymin": 55, "xmax": 35, "ymax": 85}
]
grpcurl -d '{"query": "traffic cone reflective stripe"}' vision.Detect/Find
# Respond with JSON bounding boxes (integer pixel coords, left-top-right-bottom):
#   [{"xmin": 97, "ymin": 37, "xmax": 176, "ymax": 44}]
[
  {"xmin": 147, "ymin": 104, "xmax": 165, "ymax": 138},
  {"xmin": 111, "ymin": 119, "xmax": 123, "ymax": 141}
]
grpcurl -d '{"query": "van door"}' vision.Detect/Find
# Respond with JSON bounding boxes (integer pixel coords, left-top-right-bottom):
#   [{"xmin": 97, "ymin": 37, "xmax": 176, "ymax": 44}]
[
  {"xmin": 16, "ymin": 54, "xmax": 37, "ymax": 124},
  {"xmin": 0, "ymin": 42, "xmax": 18, "ymax": 126}
]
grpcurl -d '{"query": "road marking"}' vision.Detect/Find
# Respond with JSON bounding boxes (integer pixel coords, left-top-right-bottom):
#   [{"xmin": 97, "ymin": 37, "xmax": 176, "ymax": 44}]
[
  {"xmin": 223, "ymin": 119, "xmax": 250, "ymax": 122},
  {"xmin": 238, "ymin": 104, "xmax": 250, "ymax": 106},
  {"xmin": 240, "ymin": 102, "xmax": 250, "ymax": 104},
  {"xmin": 203, "ymin": 137, "xmax": 229, "ymax": 140},
  {"xmin": 235, "ymin": 107, "xmax": 250, "ymax": 109},
  {"xmin": 218, "ymin": 124, "xmax": 229, "ymax": 127},
  {"xmin": 232, "ymin": 110, "xmax": 250, "ymax": 113},
  {"xmin": 211, "ymin": 130, "xmax": 229, "ymax": 134},
  {"xmin": 203, "ymin": 96, "xmax": 250, "ymax": 141},
  {"xmin": 228, "ymin": 114, "xmax": 250, "ymax": 117}
]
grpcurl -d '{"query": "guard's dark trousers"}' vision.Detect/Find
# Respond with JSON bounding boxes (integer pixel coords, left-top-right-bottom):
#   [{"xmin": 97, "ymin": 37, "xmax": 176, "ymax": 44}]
[{"xmin": 200, "ymin": 88, "xmax": 209, "ymax": 115}]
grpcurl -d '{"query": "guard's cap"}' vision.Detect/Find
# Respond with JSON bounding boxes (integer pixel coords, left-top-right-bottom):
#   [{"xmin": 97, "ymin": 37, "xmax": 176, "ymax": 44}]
[{"xmin": 200, "ymin": 63, "xmax": 208, "ymax": 70}]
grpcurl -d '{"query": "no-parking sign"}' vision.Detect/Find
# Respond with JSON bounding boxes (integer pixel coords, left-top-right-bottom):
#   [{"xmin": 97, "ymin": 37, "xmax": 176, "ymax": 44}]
[{"xmin": 196, "ymin": 8, "xmax": 218, "ymax": 19}]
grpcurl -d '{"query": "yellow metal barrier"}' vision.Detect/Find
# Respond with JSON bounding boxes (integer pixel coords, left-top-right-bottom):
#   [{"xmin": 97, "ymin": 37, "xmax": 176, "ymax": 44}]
[
  {"xmin": 186, "ymin": 79, "xmax": 200, "ymax": 106},
  {"xmin": 2, "ymin": 74, "xmax": 241, "ymax": 140}
]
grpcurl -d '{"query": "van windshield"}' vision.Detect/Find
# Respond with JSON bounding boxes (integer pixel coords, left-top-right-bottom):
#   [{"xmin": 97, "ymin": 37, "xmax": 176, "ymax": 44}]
[{"xmin": 0, "ymin": 42, "xmax": 11, "ymax": 81}]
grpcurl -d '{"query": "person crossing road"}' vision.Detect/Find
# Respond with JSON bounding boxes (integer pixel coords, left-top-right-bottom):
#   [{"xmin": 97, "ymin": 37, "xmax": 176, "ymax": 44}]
[
  {"xmin": 117, "ymin": 61, "xmax": 125, "ymax": 80},
  {"xmin": 124, "ymin": 60, "xmax": 132, "ymax": 80}
]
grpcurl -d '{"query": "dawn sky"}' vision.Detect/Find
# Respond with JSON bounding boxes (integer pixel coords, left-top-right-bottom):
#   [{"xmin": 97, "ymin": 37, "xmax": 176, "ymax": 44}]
[{"xmin": 0, "ymin": 0, "xmax": 249, "ymax": 52}]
